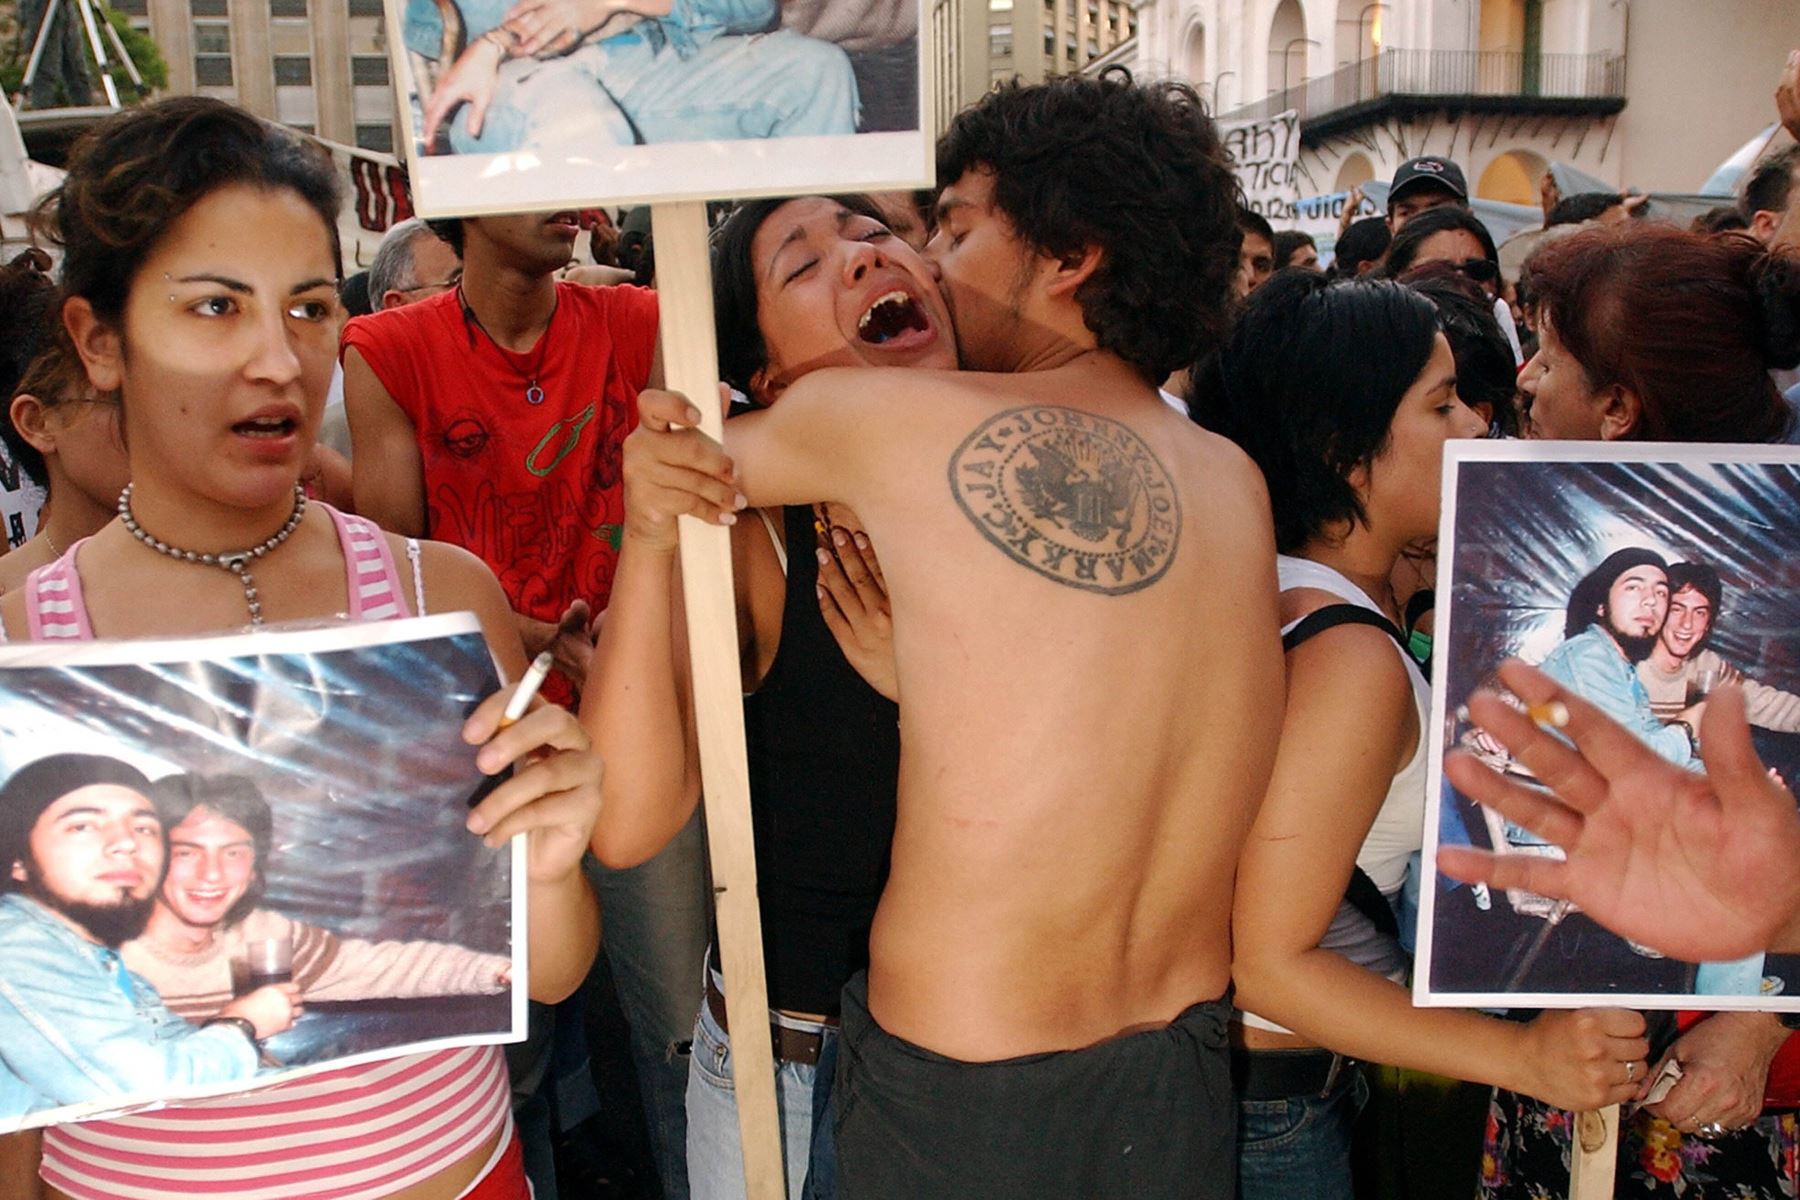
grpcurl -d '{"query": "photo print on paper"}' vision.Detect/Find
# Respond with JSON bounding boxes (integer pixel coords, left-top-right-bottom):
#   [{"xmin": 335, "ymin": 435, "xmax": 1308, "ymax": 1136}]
[{"xmin": 1417, "ymin": 443, "xmax": 1800, "ymax": 1012}]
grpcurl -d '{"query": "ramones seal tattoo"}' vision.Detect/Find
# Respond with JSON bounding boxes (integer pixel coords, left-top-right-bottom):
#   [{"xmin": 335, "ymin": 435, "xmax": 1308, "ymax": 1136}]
[{"xmin": 948, "ymin": 406, "xmax": 1181, "ymax": 595}]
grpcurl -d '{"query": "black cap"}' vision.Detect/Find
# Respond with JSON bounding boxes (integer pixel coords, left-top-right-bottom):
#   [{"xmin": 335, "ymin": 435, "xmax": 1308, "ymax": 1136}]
[{"xmin": 1389, "ymin": 156, "xmax": 1469, "ymax": 205}]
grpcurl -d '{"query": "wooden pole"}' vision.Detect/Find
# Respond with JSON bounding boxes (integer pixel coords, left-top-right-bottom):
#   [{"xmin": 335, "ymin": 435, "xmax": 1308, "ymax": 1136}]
[
  {"xmin": 651, "ymin": 199, "xmax": 786, "ymax": 1200},
  {"xmin": 1568, "ymin": 1104, "xmax": 1619, "ymax": 1200}
]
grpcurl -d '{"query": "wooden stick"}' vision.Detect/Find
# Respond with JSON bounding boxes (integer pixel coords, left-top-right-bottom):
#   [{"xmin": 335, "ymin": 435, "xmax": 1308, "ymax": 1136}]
[
  {"xmin": 1568, "ymin": 1105, "xmax": 1619, "ymax": 1200},
  {"xmin": 651, "ymin": 200, "xmax": 785, "ymax": 1200}
]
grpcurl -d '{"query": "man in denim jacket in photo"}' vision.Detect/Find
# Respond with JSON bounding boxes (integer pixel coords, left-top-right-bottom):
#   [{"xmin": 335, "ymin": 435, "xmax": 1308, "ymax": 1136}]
[{"xmin": 0, "ymin": 754, "xmax": 294, "ymax": 1124}]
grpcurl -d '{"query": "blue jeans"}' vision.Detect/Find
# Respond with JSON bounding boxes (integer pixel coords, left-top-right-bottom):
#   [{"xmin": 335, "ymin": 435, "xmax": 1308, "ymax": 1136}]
[
  {"xmin": 450, "ymin": 26, "xmax": 857, "ymax": 154},
  {"xmin": 685, "ymin": 988, "xmax": 839, "ymax": 1200},
  {"xmin": 586, "ymin": 813, "xmax": 713, "ymax": 1200},
  {"xmin": 1236, "ymin": 1059, "xmax": 1369, "ymax": 1200}
]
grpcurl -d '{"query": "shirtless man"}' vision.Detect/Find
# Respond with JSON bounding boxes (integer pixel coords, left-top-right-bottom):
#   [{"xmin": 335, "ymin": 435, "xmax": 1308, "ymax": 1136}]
[{"xmin": 637, "ymin": 76, "xmax": 1282, "ymax": 1196}]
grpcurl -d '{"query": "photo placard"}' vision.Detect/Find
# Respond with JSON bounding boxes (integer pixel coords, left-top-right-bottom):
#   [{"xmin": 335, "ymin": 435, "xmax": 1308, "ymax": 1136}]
[
  {"xmin": 0, "ymin": 614, "xmax": 525, "ymax": 1131},
  {"xmin": 1417, "ymin": 441, "xmax": 1800, "ymax": 1012},
  {"xmin": 384, "ymin": 0, "xmax": 931, "ymax": 215}
]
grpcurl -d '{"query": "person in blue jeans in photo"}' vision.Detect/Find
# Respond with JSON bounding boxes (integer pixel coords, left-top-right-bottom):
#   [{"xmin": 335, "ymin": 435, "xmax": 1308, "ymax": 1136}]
[
  {"xmin": 1190, "ymin": 273, "xmax": 1648, "ymax": 1200},
  {"xmin": 584, "ymin": 193, "xmax": 955, "ymax": 1198},
  {"xmin": 0, "ymin": 754, "xmax": 298, "ymax": 1122},
  {"xmin": 407, "ymin": 0, "xmax": 857, "ymax": 154}
]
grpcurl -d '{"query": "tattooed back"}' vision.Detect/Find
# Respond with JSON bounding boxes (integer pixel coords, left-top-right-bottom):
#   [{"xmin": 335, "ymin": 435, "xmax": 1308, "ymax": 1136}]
[{"xmin": 727, "ymin": 353, "xmax": 1284, "ymax": 1061}]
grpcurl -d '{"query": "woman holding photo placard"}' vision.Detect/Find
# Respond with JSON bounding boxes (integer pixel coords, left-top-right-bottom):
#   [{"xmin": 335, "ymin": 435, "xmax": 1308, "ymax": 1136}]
[
  {"xmin": 3, "ymin": 96, "xmax": 603, "ymax": 1200},
  {"xmin": 1477, "ymin": 221, "xmax": 1800, "ymax": 1200},
  {"xmin": 1189, "ymin": 270, "xmax": 1648, "ymax": 1200}
]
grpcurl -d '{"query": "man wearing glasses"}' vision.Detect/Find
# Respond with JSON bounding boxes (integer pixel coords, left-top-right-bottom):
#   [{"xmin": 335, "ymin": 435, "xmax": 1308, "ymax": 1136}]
[{"xmin": 368, "ymin": 219, "xmax": 464, "ymax": 312}]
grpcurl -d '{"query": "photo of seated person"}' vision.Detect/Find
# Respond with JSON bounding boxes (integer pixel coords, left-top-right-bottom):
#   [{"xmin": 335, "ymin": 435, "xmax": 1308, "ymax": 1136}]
[
  {"xmin": 0, "ymin": 755, "xmax": 295, "ymax": 1125},
  {"xmin": 123, "ymin": 772, "xmax": 511, "ymax": 1022},
  {"xmin": 409, "ymin": 0, "xmax": 860, "ymax": 155}
]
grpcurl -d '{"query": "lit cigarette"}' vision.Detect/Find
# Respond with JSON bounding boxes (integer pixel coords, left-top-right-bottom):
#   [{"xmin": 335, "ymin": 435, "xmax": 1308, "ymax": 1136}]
[
  {"xmin": 500, "ymin": 652, "xmax": 554, "ymax": 728},
  {"xmin": 1527, "ymin": 700, "xmax": 1570, "ymax": 729}
]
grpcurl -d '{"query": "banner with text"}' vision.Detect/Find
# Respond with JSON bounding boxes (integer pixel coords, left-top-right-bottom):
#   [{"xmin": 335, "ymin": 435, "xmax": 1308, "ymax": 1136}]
[{"xmin": 1220, "ymin": 110, "xmax": 1301, "ymax": 224}]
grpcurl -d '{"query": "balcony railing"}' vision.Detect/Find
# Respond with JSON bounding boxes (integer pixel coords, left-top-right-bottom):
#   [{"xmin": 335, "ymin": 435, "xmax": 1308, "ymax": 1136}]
[{"xmin": 1217, "ymin": 48, "xmax": 1626, "ymax": 127}]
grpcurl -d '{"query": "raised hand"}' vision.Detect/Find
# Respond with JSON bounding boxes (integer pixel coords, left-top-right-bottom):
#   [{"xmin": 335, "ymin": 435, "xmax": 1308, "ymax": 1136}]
[
  {"xmin": 1438, "ymin": 660, "xmax": 1800, "ymax": 962},
  {"xmin": 1779, "ymin": 49, "xmax": 1800, "ymax": 142}
]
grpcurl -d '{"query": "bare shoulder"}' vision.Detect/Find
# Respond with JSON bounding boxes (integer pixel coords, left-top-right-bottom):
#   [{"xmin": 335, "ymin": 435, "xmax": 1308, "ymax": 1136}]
[
  {"xmin": 0, "ymin": 588, "xmax": 25, "ymax": 643},
  {"xmin": 399, "ymin": 536, "xmax": 504, "ymax": 610}
]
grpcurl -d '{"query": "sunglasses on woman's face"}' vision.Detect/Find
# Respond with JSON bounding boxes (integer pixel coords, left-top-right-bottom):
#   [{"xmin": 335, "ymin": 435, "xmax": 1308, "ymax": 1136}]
[{"xmin": 1452, "ymin": 258, "xmax": 1499, "ymax": 284}]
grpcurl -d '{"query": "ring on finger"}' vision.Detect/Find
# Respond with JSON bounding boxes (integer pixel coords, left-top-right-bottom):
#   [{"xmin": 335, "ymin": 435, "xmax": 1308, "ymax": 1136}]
[
  {"xmin": 1696, "ymin": 1121, "xmax": 1728, "ymax": 1137},
  {"xmin": 1624, "ymin": 1061, "xmax": 1638, "ymax": 1084}
]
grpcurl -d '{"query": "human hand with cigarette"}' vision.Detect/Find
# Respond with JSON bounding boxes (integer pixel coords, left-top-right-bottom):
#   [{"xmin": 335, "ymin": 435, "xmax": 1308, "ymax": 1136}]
[
  {"xmin": 1439, "ymin": 659, "xmax": 1800, "ymax": 963},
  {"xmin": 462, "ymin": 659, "xmax": 604, "ymax": 884}
]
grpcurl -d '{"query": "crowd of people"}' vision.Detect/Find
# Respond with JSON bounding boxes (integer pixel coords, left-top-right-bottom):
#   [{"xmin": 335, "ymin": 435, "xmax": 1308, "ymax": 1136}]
[{"xmin": 3, "ymin": 45, "xmax": 1800, "ymax": 1200}]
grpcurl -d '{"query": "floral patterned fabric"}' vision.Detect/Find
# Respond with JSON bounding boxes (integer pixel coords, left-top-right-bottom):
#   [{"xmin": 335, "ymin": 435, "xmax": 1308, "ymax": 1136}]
[{"xmin": 1480, "ymin": 1089, "xmax": 1799, "ymax": 1199}]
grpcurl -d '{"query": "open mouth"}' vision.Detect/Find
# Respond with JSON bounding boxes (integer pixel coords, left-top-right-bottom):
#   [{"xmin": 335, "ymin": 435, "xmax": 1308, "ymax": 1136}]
[
  {"xmin": 545, "ymin": 212, "xmax": 580, "ymax": 232},
  {"xmin": 233, "ymin": 415, "xmax": 298, "ymax": 439},
  {"xmin": 857, "ymin": 290, "xmax": 930, "ymax": 345}
]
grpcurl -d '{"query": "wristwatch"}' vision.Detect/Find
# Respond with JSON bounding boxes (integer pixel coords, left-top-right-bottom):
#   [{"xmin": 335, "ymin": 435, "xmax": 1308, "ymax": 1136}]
[{"xmin": 203, "ymin": 1015, "xmax": 261, "ymax": 1046}]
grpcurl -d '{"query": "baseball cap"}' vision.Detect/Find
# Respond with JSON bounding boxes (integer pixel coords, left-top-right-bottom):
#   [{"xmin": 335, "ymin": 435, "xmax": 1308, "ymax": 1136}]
[{"xmin": 1389, "ymin": 156, "xmax": 1469, "ymax": 204}]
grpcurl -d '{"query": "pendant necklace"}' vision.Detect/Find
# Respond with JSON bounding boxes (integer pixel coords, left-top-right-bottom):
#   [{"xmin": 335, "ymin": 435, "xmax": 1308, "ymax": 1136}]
[
  {"xmin": 460, "ymin": 286, "xmax": 556, "ymax": 405},
  {"xmin": 118, "ymin": 483, "xmax": 307, "ymax": 626}
]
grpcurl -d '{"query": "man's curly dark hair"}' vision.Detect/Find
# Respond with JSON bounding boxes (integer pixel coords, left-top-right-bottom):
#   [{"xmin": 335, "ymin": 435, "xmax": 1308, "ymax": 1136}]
[{"xmin": 935, "ymin": 71, "xmax": 1243, "ymax": 383}]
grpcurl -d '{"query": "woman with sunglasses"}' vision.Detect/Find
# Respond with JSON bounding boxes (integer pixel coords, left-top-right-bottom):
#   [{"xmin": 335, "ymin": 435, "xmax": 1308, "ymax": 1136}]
[{"xmin": 10, "ymin": 96, "xmax": 602, "ymax": 1200}]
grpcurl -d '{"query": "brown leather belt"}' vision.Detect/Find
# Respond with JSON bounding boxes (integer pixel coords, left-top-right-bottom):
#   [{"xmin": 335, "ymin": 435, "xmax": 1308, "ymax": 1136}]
[{"xmin": 704, "ymin": 972, "xmax": 835, "ymax": 1067}]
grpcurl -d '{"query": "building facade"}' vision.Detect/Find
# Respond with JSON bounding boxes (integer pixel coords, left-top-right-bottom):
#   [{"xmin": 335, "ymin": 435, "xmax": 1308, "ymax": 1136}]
[
  {"xmin": 1117, "ymin": 0, "xmax": 1800, "ymax": 210},
  {"xmin": 933, "ymin": 0, "xmax": 1138, "ymax": 132},
  {"xmin": 113, "ymin": 0, "xmax": 397, "ymax": 151}
]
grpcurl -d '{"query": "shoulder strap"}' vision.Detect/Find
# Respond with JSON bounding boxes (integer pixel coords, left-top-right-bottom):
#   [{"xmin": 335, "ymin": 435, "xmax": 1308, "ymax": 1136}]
[
  {"xmin": 1344, "ymin": 864, "xmax": 1401, "ymax": 939},
  {"xmin": 1282, "ymin": 603, "xmax": 1409, "ymax": 656},
  {"xmin": 1283, "ymin": 602, "xmax": 1408, "ymax": 942},
  {"xmin": 323, "ymin": 504, "xmax": 412, "ymax": 621}
]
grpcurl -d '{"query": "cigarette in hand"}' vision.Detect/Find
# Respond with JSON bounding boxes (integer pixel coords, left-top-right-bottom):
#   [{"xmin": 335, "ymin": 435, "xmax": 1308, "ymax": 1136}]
[
  {"xmin": 499, "ymin": 652, "xmax": 554, "ymax": 729},
  {"xmin": 1526, "ymin": 701, "xmax": 1570, "ymax": 729}
]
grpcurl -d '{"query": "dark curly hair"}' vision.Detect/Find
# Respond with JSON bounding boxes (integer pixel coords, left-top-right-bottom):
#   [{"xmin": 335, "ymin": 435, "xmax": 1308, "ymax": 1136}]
[
  {"xmin": 711, "ymin": 194, "xmax": 890, "ymax": 400},
  {"xmin": 37, "ymin": 96, "xmax": 342, "ymax": 329},
  {"xmin": 1190, "ymin": 271, "xmax": 1440, "ymax": 553},
  {"xmin": 936, "ymin": 71, "xmax": 1243, "ymax": 383}
]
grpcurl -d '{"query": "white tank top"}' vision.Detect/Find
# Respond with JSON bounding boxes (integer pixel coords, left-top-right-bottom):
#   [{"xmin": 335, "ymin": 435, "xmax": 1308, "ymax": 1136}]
[{"xmin": 1238, "ymin": 556, "xmax": 1431, "ymax": 1035}]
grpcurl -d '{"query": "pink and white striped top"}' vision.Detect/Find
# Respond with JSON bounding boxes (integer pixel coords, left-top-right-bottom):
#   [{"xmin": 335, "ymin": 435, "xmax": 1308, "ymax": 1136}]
[
  {"xmin": 41, "ymin": 1046, "xmax": 510, "ymax": 1200},
  {"xmin": 22, "ymin": 503, "xmax": 514, "ymax": 1200},
  {"xmin": 23, "ymin": 504, "xmax": 417, "ymax": 639}
]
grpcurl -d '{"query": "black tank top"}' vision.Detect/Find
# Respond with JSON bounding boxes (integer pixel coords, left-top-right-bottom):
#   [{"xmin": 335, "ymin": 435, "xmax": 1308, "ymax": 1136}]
[{"xmin": 734, "ymin": 504, "xmax": 901, "ymax": 1015}]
